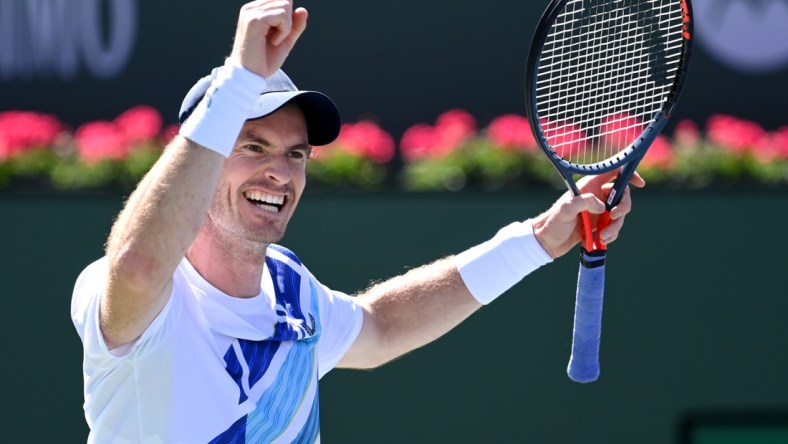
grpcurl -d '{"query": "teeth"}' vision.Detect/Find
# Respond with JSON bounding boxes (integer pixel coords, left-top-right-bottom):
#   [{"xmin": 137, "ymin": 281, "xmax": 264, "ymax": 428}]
[{"xmin": 244, "ymin": 191, "xmax": 284, "ymax": 206}]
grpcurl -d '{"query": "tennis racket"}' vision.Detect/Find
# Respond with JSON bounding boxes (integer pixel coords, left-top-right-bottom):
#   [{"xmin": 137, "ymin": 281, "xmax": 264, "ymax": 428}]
[{"xmin": 525, "ymin": 0, "xmax": 693, "ymax": 383}]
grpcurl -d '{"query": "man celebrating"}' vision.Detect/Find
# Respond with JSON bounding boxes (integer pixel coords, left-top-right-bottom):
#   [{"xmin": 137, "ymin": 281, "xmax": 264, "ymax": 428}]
[{"xmin": 71, "ymin": 1, "xmax": 642, "ymax": 442}]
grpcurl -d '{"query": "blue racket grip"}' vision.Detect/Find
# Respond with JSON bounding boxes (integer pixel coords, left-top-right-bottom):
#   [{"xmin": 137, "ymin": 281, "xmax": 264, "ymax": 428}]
[{"xmin": 567, "ymin": 248, "xmax": 606, "ymax": 383}]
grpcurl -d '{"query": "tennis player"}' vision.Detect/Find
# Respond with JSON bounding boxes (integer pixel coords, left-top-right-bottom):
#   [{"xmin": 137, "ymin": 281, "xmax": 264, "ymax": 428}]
[{"xmin": 71, "ymin": 1, "xmax": 643, "ymax": 442}]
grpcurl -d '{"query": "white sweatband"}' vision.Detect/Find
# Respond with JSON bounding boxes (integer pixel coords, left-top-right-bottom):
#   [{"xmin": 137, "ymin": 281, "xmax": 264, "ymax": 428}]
[
  {"xmin": 179, "ymin": 60, "xmax": 268, "ymax": 157},
  {"xmin": 456, "ymin": 220, "xmax": 553, "ymax": 305}
]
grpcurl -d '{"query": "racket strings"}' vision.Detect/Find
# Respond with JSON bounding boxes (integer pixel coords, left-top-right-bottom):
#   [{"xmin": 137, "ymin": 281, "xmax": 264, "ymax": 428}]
[
  {"xmin": 536, "ymin": 41, "xmax": 683, "ymax": 97},
  {"xmin": 548, "ymin": 2, "xmax": 673, "ymax": 161},
  {"xmin": 535, "ymin": 0, "xmax": 685, "ymax": 167}
]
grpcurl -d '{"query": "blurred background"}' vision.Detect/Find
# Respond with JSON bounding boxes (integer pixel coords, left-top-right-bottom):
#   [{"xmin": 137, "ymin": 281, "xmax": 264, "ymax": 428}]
[{"xmin": 2, "ymin": 0, "xmax": 787, "ymax": 442}]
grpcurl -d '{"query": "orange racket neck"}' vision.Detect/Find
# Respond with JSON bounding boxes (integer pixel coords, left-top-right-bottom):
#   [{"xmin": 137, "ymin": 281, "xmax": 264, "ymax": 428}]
[{"xmin": 579, "ymin": 210, "xmax": 610, "ymax": 252}]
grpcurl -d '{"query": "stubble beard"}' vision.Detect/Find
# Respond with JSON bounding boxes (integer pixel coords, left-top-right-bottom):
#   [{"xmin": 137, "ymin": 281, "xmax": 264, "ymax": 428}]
[{"xmin": 206, "ymin": 196, "xmax": 290, "ymax": 262}]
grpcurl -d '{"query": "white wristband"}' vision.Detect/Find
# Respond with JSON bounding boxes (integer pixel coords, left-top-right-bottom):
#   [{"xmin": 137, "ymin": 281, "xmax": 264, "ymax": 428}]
[
  {"xmin": 456, "ymin": 220, "xmax": 553, "ymax": 305},
  {"xmin": 179, "ymin": 61, "xmax": 268, "ymax": 157}
]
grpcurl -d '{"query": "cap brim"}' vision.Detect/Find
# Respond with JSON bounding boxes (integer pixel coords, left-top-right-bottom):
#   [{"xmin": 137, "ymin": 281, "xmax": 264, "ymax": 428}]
[
  {"xmin": 179, "ymin": 71, "xmax": 341, "ymax": 146},
  {"xmin": 248, "ymin": 90, "xmax": 341, "ymax": 146}
]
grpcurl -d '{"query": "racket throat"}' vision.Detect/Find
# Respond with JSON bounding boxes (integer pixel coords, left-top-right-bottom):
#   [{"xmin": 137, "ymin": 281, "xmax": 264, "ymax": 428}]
[{"xmin": 579, "ymin": 210, "xmax": 610, "ymax": 252}]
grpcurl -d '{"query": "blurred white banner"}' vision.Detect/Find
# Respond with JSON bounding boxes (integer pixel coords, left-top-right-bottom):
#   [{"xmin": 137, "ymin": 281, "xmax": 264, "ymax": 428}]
[{"xmin": 0, "ymin": 0, "xmax": 137, "ymax": 80}]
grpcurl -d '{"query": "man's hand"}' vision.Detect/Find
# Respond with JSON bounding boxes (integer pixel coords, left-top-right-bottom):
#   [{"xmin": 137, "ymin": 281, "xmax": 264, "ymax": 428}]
[
  {"xmin": 230, "ymin": 0, "xmax": 308, "ymax": 78},
  {"xmin": 532, "ymin": 171, "xmax": 646, "ymax": 259}
]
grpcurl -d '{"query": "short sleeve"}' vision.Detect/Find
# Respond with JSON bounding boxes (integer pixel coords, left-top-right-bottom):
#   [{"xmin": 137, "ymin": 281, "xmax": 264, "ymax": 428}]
[
  {"xmin": 70, "ymin": 257, "xmax": 182, "ymax": 365},
  {"xmin": 312, "ymin": 277, "xmax": 363, "ymax": 379}
]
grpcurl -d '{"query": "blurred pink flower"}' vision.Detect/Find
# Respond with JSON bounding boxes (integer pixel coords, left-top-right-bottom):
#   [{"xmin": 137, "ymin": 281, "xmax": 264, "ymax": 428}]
[
  {"xmin": 436, "ymin": 109, "xmax": 476, "ymax": 134},
  {"xmin": 114, "ymin": 105, "xmax": 163, "ymax": 144},
  {"xmin": 538, "ymin": 118, "xmax": 586, "ymax": 158},
  {"xmin": 75, "ymin": 121, "xmax": 130, "ymax": 163},
  {"xmin": 401, "ymin": 109, "xmax": 477, "ymax": 160},
  {"xmin": 707, "ymin": 114, "xmax": 767, "ymax": 155},
  {"xmin": 434, "ymin": 109, "xmax": 476, "ymax": 149},
  {"xmin": 323, "ymin": 120, "xmax": 395, "ymax": 164},
  {"xmin": 772, "ymin": 127, "xmax": 788, "ymax": 159},
  {"xmin": 0, "ymin": 111, "xmax": 64, "ymax": 158},
  {"xmin": 751, "ymin": 126, "xmax": 788, "ymax": 162},
  {"xmin": 673, "ymin": 119, "xmax": 700, "ymax": 146},
  {"xmin": 160, "ymin": 123, "xmax": 180, "ymax": 146},
  {"xmin": 486, "ymin": 114, "xmax": 536, "ymax": 151},
  {"xmin": 400, "ymin": 124, "xmax": 436, "ymax": 160},
  {"xmin": 640, "ymin": 135, "xmax": 674, "ymax": 169}
]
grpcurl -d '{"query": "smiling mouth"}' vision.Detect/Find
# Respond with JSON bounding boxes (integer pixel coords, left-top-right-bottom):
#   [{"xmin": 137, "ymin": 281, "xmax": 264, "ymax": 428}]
[{"xmin": 243, "ymin": 190, "xmax": 286, "ymax": 213}]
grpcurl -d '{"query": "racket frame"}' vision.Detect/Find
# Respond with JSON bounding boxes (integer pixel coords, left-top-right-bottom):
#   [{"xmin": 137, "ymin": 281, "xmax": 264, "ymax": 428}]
[
  {"xmin": 525, "ymin": 0, "xmax": 694, "ymax": 209},
  {"xmin": 523, "ymin": 0, "xmax": 694, "ymax": 382}
]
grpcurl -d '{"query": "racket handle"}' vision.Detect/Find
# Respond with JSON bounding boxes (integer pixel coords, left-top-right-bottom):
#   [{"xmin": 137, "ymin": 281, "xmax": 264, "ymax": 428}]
[{"xmin": 567, "ymin": 248, "xmax": 606, "ymax": 383}]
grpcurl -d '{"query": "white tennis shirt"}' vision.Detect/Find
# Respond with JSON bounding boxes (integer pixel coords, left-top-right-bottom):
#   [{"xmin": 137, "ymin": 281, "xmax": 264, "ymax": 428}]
[{"xmin": 71, "ymin": 245, "xmax": 363, "ymax": 443}]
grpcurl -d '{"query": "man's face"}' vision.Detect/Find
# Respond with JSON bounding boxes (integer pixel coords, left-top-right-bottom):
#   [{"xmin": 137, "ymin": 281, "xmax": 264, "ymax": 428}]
[{"xmin": 207, "ymin": 103, "xmax": 311, "ymax": 247}]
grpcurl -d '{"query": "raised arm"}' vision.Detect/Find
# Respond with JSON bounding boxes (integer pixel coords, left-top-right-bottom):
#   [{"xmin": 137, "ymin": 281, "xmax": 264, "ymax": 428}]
[
  {"xmin": 100, "ymin": 1, "xmax": 308, "ymax": 348},
  {"xmin": 339, "ymin": 171, "xmax": 644, "ymax": 369},
  {"xmin": 102, "ymin": 139, "xmax": 223, "ymax": 348}
]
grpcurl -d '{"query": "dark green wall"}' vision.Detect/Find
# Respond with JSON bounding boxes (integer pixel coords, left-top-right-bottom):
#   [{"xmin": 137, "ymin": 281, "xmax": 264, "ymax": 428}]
[{"xmin": 3, "ymin": 189, "xmax": 788, "ymax": 443}]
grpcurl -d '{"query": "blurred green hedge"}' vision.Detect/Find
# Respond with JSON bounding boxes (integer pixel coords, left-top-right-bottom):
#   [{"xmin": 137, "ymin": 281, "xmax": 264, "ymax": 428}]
[{"xmin": 1, "ymin": 107, "xmax": 786, "ymax": 193}]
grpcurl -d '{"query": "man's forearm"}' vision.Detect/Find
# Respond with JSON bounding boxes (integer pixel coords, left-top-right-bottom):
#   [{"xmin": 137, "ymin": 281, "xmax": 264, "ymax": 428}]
[{"xmin": 340, "ymin": 257, "xmax": 481, "ymax": 369}]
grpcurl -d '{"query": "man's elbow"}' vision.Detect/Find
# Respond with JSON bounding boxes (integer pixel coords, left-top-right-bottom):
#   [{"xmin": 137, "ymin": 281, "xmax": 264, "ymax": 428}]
[{"xmin": 106, "ymin": 243, "xmax": 167, "ymax": 296}]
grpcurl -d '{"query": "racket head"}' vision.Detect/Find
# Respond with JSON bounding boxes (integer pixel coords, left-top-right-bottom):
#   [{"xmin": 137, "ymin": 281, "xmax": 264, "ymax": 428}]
[{"xmin": 525, "ymin": 0, "xmax": 694, "ymax": 177}]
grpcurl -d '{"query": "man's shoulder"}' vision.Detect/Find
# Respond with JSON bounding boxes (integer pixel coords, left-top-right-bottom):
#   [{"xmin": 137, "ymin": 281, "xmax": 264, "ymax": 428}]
[
  {"xmin": 71, "ymin": 257, "xmax": 110, "ymax": 333},
  {"xmin": 74, "ymin": 257, "xmax": 110, "ymax": 294},
  {"xmin": 266, "ymin": 244, "xmax": 303, "ymax": 266}
]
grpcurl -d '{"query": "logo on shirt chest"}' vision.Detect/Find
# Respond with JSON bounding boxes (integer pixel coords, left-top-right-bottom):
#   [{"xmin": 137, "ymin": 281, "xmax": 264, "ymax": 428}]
[{"xmin": 276, "ymin": 303, "xmax": 317, "ymax": 340}]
